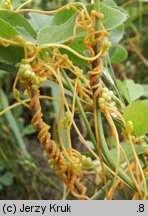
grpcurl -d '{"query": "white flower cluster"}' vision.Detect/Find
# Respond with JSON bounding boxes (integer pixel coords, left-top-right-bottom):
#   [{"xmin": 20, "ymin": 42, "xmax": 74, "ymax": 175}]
[
  {"xmin": 18, "ymin": 64, "xmax": 36, "ymax": 81},
  {"xmin": 98, "ymin": 87, "xmax": 116, "ymax": 109},
  {"xmin": 18, "ymin": 64, "xmax": 45, "ymax": 90},
  {"xmin": 71, "ymin": 155, "xmax": 93, "ymax": 173},
  {"xmin": 48, "ymin": 154, "xmax": 93, "ymax": 173},
  {"xmin": 126, "ymin": 120, "xmax": 133, "ymax": 133}
]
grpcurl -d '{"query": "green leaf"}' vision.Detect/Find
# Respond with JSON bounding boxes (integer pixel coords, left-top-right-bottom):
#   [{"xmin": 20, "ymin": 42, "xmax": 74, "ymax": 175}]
[
  {"xmin": 0, "ymin": 89, "xmax": 30, "ymax": 158},
  {"xmin": 37, "ymin": 2, "xmax": 127, "ymax": 46},
  {"xmin": 0, "ymin": 172, "xmax": 13, "ymax": 186},
  {"xmin": 37, "ymin": 13, "xmax": 77, "ymax": 45},
  {"xmin": 0, "ymin": 45, "xmax": 24, "ymax": 64},
  {"xmin": 103, "ymin": 0, "xmax": 117, "ymax": 7},
  {"xmin": 123, "ymin": 100, "xmax": 148, "ymax": 136},
  {"xmin": 142, "ymin": 84, "xmax": 148, "ymax": 98},
  {"xmin": 116, "ymin": 79, "xmax": 144, "ymax": 102},
  {"xmin": 15, "ymin": 26, "xmax": 36, "ymax": 43},
  {"xmin": 0, "ymin": 10, "xmax": 36, "ymax": 39},
  {"xmin": 116, "ymin": 79, "xmax": 130, "ymax": 102},
  {"xmin": 0, "ymin": 17, "xmax": 18, "ymax": 38},
  {"xmin": 29, "ymin": 13, "xmax": 53, "ymax": 33},
  {"xmin": 88, "ymin": 3, "xmax": 128, "ymax": 30},
  {"xmin": 125, "ymin": 79, "xmax": 144, "ymax": 102},
  {"xmin": 108, "ymin": 25, "xmax": 124, "ymax": 44},
  {"xmin": 110, "ymin": 45, "xmax": 128, "ymax": 63},
  {"xmin": 0, "ymin": 62, "xmax": 18, "ymax": 73},
  {"xmin": 108, "ymin": 25, "xmax": 125, "ymax": 62},
  {"xmin": 51, "ymin": 8, "xmax": 75, "ymax": 25},
  {"xmin": 110, "ymin": 143, "xmax": 147, "ymax": 164}
]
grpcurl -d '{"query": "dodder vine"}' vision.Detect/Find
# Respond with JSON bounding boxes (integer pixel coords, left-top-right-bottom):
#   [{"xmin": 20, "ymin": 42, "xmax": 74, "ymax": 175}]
[{"xmin": 0, "ymin": 0, "xmax": 147, "ymax": 200}]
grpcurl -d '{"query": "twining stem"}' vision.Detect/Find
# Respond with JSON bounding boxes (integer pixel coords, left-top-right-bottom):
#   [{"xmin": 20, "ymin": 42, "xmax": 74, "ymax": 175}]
[
  {"xmin": 94, "ymin": 0, "xmax": 147, "ymax": 198},
  {"xmin": 61, "ymin": 69, "xmax": 97, "ymax": 151},
  {"xmin": 61, "ymin": 47, "xmax": 147, "ymax": 197},
  {"xmin": 97, "ymin": 110, "xmax": 147, "ymax": 196},
  {"xmin": 93, "ymin": 0, "xmax": 109, "ymax": 199},
  {"xmin": 38, "ymin": 43, "xmax": 102, "ymax": 62},
  {"xmin": 103, "ymin": 108, "xmax": 120, "ymax": 199}
]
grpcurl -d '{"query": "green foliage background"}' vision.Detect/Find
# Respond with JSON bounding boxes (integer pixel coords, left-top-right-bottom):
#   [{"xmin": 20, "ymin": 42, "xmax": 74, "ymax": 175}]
[{"xmin": 0, "ymin": 0, "xmax": 147, "ymax": 199}]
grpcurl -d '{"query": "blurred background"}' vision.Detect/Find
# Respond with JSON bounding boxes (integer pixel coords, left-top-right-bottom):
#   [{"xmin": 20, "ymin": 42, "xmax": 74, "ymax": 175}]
[{"xmin": 0, "ymin": 0, "xmax": 147, "ymax": 199}]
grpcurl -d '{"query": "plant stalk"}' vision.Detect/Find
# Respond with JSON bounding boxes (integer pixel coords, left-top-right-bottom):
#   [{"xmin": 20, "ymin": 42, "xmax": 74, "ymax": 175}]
[
  {"xmin": 61, "ymin": 69, "xmax": 98, "ymax": 151},
  {"xmin": 94, "ymin": 0, "xmax": 147, "ymax": 198}
]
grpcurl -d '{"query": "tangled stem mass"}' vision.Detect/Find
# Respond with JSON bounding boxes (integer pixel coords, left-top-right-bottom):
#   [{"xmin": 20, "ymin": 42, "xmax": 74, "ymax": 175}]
[{"xmin": 0, "ymin": 1, "xmax": 147, "ymax": 199}]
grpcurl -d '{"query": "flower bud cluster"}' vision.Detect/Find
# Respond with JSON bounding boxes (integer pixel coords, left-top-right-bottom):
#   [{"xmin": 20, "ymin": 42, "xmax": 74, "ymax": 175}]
[
  {"xmin": 131, "ymin": 135, "xmax": 145, "ymax": 144},
  {"xmin": 61, "ymin": 112, "xmax": 71, "ymax": 129},
  {"xmin": 101, "ymin": 40, "xmax": 111, "ymax": 56},
  {"xmin": 72, "ymin": 155, "xmax": 93, "ymax": 172},
  {"xmin": 71, "ymin": 155, "xmax": 93, "ymax": 173},
  {"xmin": 98, "ymin": 87, "xmax": 116, "ymax": 109},
  {"xmin": 81, "ymin": 155, "xmax": 93, "ymax": 169},
  {"xmin": 126, "ymin": 120, "xmax": 133, "ymax": 133},
  {"xmin": 18, "ymin": 64, "xmax": 45, "ymax": 90},
  {"xmin": 1, "ymin": 0, "xmax": 12, "ymax": 10},
  {"xmin": 48, "ymin": 154, "xmax": 93, "ymax": 174}
]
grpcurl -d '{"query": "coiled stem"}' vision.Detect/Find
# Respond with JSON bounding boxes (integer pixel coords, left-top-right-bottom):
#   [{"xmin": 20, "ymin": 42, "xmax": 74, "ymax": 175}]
[{"xmin": 29, "ymin": 89, "xmax": 89, "ymax": 200}]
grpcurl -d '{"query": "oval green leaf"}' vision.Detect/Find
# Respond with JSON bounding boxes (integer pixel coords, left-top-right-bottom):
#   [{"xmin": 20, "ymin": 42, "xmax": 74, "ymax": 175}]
[
  {"xmin": 123, "ymin": 100, "xmax": 148, "ymax": 136},
  {"xmin": 0, "ymin": 10, "xmax": 36, "ymax": 39},
  {"xmin": 110, "ymin": 45, "xmax": 128, "ymax": 64},
  {"xmin": 110, "ymin": 143, "xmax": 147, "ymax": 164},
  {"xmin": 0, "ymin": 17, "xmax": 18, "ymax": 38},
  {"xmin": 37, "ymin": 13, "xmax": 77, "ymax": 45}
]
